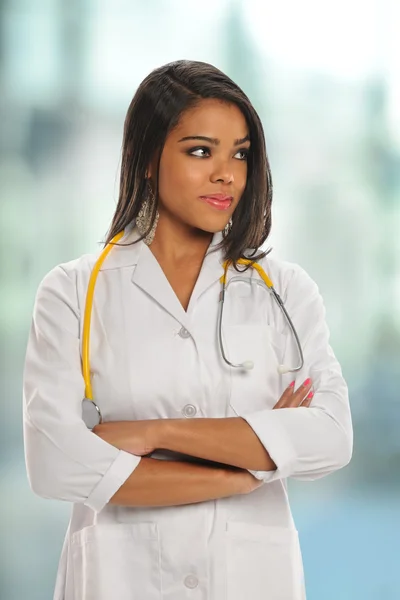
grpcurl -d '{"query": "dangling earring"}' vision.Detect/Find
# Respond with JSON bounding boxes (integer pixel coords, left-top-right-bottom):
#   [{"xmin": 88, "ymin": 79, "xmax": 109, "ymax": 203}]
[
  {"xmin": 136, "ymin": 180, "xmax": 159, "ymax": 246},
  {"xmin": 223, "ymin": 217, "xmax": 233, "ymax": 237}
]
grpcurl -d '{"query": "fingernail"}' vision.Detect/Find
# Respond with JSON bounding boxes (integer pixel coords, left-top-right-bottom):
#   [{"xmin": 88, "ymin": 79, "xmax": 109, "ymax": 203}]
[
  {"xmin": 303, "ymin": 378, "xmax": 312, "ymax": 386},
  {"xmin": 289, "ymin": 381, "xmax": 295, "ymax": 388},
  {"xmin": 306, "ymin": 391, "xmax": 314, "ymax": 400}
]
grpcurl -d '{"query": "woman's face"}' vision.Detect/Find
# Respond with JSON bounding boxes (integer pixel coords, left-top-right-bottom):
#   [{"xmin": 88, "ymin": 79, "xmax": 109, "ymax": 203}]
[{"xmin": 152, "ymin": 98, "xmax": 250, "ymax": 234}]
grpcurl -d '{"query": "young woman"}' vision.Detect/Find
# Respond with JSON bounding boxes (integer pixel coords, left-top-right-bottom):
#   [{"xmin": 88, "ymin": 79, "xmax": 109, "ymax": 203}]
[{"xmin": 23, "ymin": 60, "xmax": 353, "ymax": 600}]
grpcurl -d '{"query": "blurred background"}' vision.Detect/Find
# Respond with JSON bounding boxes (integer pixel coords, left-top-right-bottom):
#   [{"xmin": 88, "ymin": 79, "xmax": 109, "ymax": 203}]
[{"xmin": 1, "ymin": 0, "xmax": 400, "ymax": 598}]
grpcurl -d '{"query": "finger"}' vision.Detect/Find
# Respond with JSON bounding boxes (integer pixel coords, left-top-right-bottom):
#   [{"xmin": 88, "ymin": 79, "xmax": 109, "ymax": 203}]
[
  {"xmin": 286, "ymin": 378, "xmax": 313, "ymax": 408},
  {"xmin": 273, "ymin": 380, "xmax": 295, "ymax": 409},
  {"xmin": 299, "ymin": 391, "xmax": 314, "ymax": 407}
]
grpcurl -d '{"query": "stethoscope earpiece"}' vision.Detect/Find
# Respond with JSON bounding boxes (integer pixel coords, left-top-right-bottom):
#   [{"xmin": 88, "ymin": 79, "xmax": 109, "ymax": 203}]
[{"xmin": 241, "ymin": 360, "xmax": 254, "ymax": 370}]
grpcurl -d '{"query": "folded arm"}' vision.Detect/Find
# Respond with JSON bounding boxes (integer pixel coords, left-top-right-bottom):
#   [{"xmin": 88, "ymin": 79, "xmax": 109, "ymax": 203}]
[
  {"xmin": 23, "ymin": 265, "xmax": 254, "ymax": 512},
  {"xmin": 149, "ymin": 264, "xmax": 353, "ymax": 483},
  {"xmin": 153, "ymin": 417, "xmax": 277, "ymax": 472}
]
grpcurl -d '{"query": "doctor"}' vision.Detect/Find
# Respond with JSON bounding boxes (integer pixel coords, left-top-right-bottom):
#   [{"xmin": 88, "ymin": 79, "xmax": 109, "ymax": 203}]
[{"xmin": 23, "ymin": 59, "xmax": 353, "ymax": 600}]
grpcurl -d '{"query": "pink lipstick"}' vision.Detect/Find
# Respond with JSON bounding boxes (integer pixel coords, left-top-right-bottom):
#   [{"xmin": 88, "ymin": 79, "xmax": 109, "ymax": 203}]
[{"xmin": 199, "ymin": 194, "xmax": 233, "ymax": 211}]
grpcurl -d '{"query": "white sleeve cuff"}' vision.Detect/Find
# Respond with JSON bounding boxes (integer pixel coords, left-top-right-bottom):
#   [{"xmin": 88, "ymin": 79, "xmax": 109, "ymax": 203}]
[
  {"xmin": 242, "ymin": 410, "xmax": 297, "ymax": 483},
  {"xmin": 84, "ymin": 450, "xmax": 141, "ymax": 512}
]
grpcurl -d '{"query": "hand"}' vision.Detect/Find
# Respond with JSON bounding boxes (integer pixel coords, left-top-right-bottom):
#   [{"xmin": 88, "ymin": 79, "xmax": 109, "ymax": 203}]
[
  {"xmin": 243, "ymin": 471, "xmax": 265, "ymax": 494},
  {"xmin": 228, "ymin": 468, "xmax": 265, "ymax": 495},
  {"xmin": 273, "ymin": 377, "xmax": 314, "ymax": 409},
  {"xmin": 92, "ymin": 419, "xmax": 162, "ymax": 456}
]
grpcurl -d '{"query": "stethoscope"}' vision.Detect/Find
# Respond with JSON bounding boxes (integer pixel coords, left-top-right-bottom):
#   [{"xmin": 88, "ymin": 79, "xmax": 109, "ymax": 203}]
[{"xmin": 82, "ymin": 229, "xmax": 304, "ymax": 429}]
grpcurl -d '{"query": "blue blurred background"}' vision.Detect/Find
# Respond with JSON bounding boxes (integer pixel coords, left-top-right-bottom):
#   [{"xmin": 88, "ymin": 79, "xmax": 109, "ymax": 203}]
[{"xmin": 1, "ymin": 1, "xmax": 400, "ymax": 598}]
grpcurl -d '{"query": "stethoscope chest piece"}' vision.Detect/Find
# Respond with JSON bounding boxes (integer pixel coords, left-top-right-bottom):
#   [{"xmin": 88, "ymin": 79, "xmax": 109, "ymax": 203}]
[{"xmin": 82, "ymin": 398, "xmax": 102, "ymax": 430}]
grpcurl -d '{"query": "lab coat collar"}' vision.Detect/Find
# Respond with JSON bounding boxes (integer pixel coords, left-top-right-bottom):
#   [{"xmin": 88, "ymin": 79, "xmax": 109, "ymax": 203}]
[
  {"xmin": 99, "ymin": 221, "xmax": 142, "ymax": 270},
  {"xmin": 100, "ymin": 221, "xmax": 225, "ymax": 328}
]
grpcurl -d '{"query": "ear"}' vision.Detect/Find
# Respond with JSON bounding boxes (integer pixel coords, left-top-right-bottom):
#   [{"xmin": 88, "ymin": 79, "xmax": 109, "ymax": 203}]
[
  {"xmin": 146, "ymin": 153, "xmax": 160, "ymax": 180},
  {"xmin": 145, "ymin": 160, "xmax": 154, "ymax": 180}
]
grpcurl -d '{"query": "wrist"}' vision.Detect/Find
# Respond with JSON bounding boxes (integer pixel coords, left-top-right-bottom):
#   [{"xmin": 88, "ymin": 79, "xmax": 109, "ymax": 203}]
[
  {"xmin": 225, "ymin": 468, "xmax": 250, "ymax": 495},
  {"xmin": 151, "ymin": 418, "xmax": 173, "ymax": 450}
]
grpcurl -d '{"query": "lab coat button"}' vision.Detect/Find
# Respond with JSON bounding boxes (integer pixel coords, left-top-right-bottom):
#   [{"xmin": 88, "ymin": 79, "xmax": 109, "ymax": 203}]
[
  {"xmin": 184, "ymin": 574, "xmax": 199, "ymax": 589},
  {"xmin": 182, "ymin": 404, "xmax": 197, "ymax": 418},
  {"xmin": 179, "ymin": 327, "xmax": 191, "ymax": 339}
]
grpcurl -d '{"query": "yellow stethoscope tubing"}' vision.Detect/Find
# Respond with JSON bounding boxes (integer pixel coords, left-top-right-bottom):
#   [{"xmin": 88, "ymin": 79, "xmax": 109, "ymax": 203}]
[
  {"xmin": 82, "ymin": 230, "xmax": 125, "ymax": 402},
  {"xmin": 82, "ymin": 237, "xmax": 304, "ymax": 410},
  {"xmin": 82, "ymin": 245, "xmax": 275, "ymax": 402},
  {"xmin": 220, "ymin": 258, "xmax": 274, "ymax": 288}
]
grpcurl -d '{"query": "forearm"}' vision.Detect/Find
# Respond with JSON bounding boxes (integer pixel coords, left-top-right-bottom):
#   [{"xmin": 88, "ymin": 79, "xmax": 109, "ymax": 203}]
[
  {"xmin": 109, "ymin": 456, "xmax": 247, "ymax": 507},
  {"xmin": 157, "ymin": 417, "xmax": 277, "ymax": 472}
]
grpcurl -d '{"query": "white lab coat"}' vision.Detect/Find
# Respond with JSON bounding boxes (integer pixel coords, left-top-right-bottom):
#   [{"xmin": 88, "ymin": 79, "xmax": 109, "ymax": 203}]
[{"xmin": 23, "ymin": 221, "xmax": 353, "ymax": 600}]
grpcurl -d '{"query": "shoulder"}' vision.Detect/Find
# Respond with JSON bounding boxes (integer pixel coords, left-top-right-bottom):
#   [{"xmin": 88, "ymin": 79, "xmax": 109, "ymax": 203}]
[
  {"xmin": 257, "ymin": 252, "xmax": 320, "ymax": 302},
  {"xmin": 34, "ymin": 251, "xmax": 102, "ymax": 313},
  {"xmin": 256, "ymin": 252, "xmax": 327, "ymax": 326},
  {"xmin": 39, "ymin": 251, "xmax": 99, "ymax": 286}
]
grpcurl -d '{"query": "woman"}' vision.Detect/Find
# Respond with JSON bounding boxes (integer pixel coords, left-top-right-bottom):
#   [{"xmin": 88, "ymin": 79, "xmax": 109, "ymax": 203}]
[{"xmin": 23, "ymin": 60, "xmax": 353, "ymax": 600}]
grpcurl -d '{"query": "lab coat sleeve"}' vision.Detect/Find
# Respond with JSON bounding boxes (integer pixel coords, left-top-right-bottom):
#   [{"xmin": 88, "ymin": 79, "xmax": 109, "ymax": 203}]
[
  {"xmin": 242, "ymin": 264, "xmax": 353, "ymax": 483},
  {"xmin": 23, "ymin": 265, "xmax": 142, "ymax": 512}
]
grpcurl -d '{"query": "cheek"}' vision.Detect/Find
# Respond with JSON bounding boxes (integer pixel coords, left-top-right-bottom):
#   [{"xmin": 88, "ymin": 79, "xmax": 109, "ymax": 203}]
[
  {"xmin": 235, "ymin": 163, "xmax": 248, "ymax": 193},
  {"xmin": 159, "ymin": 156, "xmax": 207, "ymax": 198}
]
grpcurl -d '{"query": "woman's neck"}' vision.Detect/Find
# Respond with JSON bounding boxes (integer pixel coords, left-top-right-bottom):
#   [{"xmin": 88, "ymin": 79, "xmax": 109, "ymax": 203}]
[{"xmin": 149, "ymin": 218, "xmax": 213, "ymax": 266}]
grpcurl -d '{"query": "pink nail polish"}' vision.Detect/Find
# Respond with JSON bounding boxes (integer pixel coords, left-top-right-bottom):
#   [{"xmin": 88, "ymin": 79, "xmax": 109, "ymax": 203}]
[
  {"xmin": 304, "ymin": 378, "xmax": 311, "ymax": 386},
  {"xmin": 306, "ymin": 391, "xmax": 314, "ymax": 400},
  {"xmin": 289, "ymin": 381, "xmax": 295, "ymax": 388}
]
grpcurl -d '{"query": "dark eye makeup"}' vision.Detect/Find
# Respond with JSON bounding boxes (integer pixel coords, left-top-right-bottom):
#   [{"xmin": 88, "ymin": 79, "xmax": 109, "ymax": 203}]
[{"xmin": 186, "ymin": 146, "xmax": 250, "ymax": 160}]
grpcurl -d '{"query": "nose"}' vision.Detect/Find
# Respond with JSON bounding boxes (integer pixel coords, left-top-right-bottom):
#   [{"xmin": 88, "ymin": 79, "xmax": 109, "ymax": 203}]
[{"xmin": 210, "ymin": 159, "xmax": 234, "ymax": 184}]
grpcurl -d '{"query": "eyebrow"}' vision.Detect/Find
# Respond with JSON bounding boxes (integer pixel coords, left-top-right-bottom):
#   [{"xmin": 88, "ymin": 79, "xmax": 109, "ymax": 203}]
[{"xmin": 178, "ymin": 135, "xmax": 250, "ymax": 146}]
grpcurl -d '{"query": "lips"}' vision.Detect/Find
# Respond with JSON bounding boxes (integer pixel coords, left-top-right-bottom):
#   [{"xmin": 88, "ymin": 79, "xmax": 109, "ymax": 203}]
[
  {"xmin": 202, "ymin": 194, "xmax": 233, "ymax": 202},
  {"xmin": 199, "ymin": 194, "xmax": 233, "ymax": 211}
]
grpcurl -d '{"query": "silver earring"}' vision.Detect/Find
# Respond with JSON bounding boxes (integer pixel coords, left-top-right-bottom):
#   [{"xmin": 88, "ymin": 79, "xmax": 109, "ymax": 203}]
[
  {"xmin": 223, "ymin": 217, "xmax": 233, "ymax": 237},
  {"xmin": 136, "ymin": 182, "xmax": 159, "ymax": 246}
]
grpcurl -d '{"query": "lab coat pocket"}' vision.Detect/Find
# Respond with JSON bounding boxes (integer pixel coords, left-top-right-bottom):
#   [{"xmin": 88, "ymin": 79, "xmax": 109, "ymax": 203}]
[
  {"xmin": 225, "ymin": 521, "xmax": 305, "ymax": 600},
  {"xmin": 71, "ymin": 522, "xmax": 161, "ymax": 600},
  {"xmin": 224, "ymin": 323, "xmax": 287, "ymax": 415}
]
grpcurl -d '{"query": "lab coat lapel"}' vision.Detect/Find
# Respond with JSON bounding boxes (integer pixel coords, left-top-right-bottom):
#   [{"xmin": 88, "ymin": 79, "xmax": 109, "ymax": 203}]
[
  {"xmin": 102, "ymin": 222, "xmax": 225, "ymax": 327},
  {"xmin": 131, "ymin": 244, "xmax": 190, "ymax": 328},
  {"xmin": 131, "ymin": 229, "xmax": 224, "ymax": 326},
  {"xmin": 186, "ymin": 233, "xmax": 224, "ymax": 310}
]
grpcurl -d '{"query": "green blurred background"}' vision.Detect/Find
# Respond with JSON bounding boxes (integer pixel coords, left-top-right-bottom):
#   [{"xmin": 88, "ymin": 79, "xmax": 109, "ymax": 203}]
[{"xmin": 1, "ymin": 1, "xmax": 400, "ymax": 598}]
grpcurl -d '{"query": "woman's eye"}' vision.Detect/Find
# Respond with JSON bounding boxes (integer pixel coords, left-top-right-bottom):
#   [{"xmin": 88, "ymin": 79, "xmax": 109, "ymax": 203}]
[
  {"xmin": 187, "ymin": 147, "xmax": 249, "ymax": 160},
  {"xmin": 188, "ymin": 147, "xmax": 210, "ymax": 158},
  {"xmin": 234, "ymin": 149, "xmax": 249, "ymax": 160}
]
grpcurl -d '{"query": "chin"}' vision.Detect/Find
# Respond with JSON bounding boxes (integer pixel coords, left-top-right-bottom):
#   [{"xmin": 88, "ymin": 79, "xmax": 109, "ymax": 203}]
[
  {"xmin": 195, "ymin": 224, "xmax": 225, "ymax": 235},
  {"xmin": 193, "ymin": 216, "xmax": 230, "ymax": 234}
]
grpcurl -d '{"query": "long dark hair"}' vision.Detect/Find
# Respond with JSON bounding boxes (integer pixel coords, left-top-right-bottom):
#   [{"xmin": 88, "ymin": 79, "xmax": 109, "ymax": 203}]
[{"xmin": 104, "ymin": 59, "xmax": 273, "ymax": 267}]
